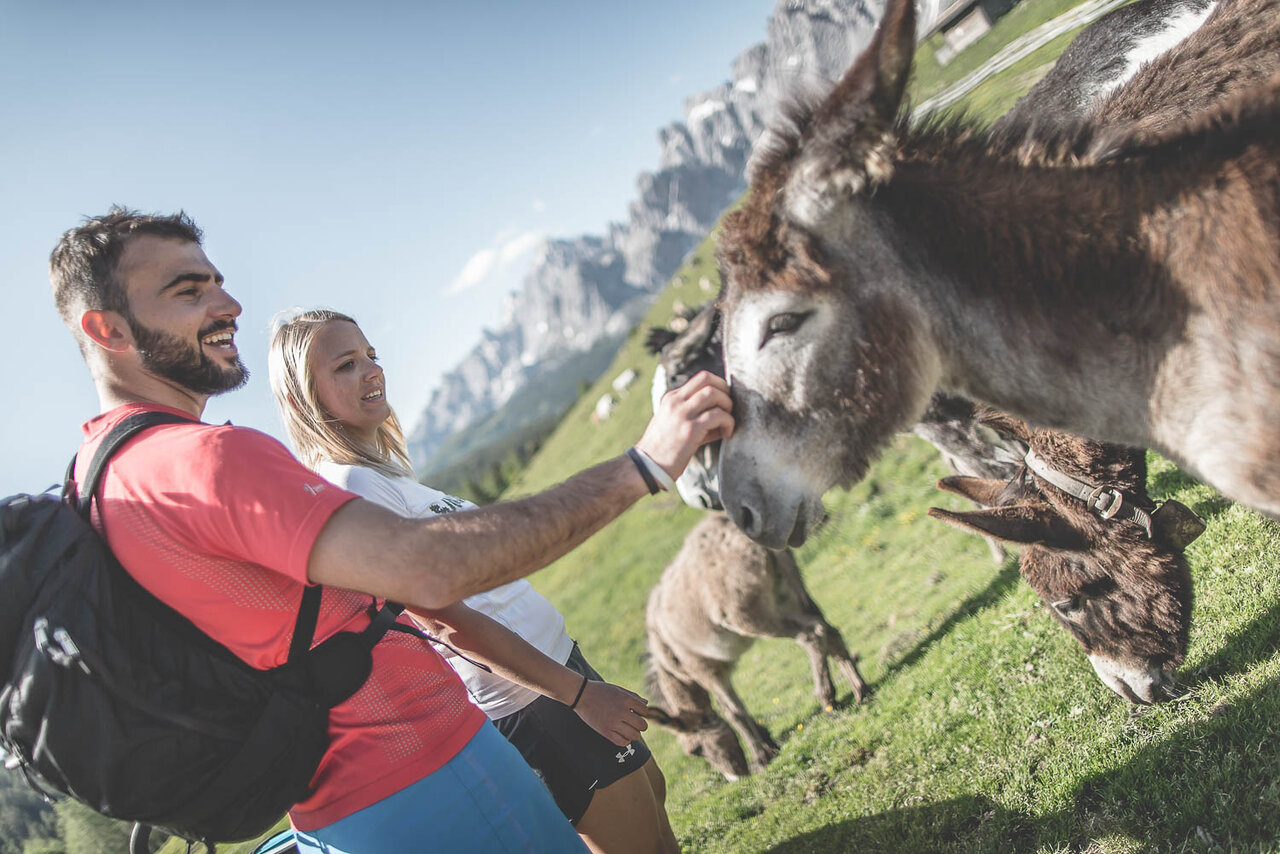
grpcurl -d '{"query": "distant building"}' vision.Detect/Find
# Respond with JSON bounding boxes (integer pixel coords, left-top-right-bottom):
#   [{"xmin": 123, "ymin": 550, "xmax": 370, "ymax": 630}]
[{"xmin": 925, "ymin": 0, "xmax": 1022, "ymax": 65}]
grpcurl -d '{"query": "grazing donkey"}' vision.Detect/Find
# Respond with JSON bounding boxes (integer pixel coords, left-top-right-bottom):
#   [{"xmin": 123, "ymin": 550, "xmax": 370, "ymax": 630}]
[
  {"xmin": 930, "ymin": 410, "xmax": 1204, "ymax": 704},
  {"xmin": 648, "ymin": 309, "xmax": 1202, "ymax": 703},
  {"xmin": 643, "ymin": 513, "xmax": 868, "ymax": 778},
  {"xmin": 715, "ymin": 0, "xmax": 1280, "ymax": 551}
]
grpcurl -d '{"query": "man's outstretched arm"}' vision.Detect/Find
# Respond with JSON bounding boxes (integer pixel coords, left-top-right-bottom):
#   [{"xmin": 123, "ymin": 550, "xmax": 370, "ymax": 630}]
[{"xmin": 307, "ymin": 371, "xmax": 733, "ymax": 609}]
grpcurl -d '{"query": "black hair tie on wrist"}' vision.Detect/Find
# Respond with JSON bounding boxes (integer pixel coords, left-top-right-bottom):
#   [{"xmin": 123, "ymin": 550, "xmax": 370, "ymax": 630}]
[
  {"xmin": 626, "ymin": 447, "xmax": 661, "ymax": 495},
  {"xmin": 569, "ymin": 673, "xmax": 589, "ymax": 709}
]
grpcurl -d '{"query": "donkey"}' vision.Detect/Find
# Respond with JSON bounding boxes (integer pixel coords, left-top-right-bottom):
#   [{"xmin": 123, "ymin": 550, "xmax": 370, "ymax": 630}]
[
  {"xmin": 930, "ymin": 410, "xmax": 1203, "ymax": 703},
  {"xmin": 647, "ymin": 305, "xmax": 1025, "ymax": 518},
  {"xmin": 648, "ymin": 310, "xmax": 1202, "ymax": 703},
  {"xmin": 715, "ymin": 0, "xmax": 1280, "ymax": 551},
  {"xmin": 643, "ymin": 513, "xmax": 868, "ymax": 778},
  {"xmin": 988, "ymin": 0, "xmax": 1219, "ymax": 139}
]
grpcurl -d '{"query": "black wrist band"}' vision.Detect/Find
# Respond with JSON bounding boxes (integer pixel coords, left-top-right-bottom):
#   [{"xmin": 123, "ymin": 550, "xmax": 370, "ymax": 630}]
[
  {"xmin": 569, "ymin": 673, "xmax": 589, "ymax": 709},
  {"xmin": 626, "ymin": 447, "xmax": 661, "ymax": 495}
]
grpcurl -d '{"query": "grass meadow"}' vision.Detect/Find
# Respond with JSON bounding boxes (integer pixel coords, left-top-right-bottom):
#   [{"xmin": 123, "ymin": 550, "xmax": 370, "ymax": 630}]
[{"xmin": 192, "ymin": 1, "xmax": 1280, "ymax": 851}]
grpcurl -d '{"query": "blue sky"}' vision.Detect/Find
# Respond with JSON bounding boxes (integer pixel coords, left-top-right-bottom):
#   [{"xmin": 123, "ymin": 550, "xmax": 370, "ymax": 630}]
[{"xmin": 2, "ymin": 0, "xmax": 776, "ymax": 496}]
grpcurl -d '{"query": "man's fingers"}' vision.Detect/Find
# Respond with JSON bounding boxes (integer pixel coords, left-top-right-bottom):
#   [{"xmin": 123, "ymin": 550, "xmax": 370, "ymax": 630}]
[{"xmin": 694, "ymin": 406, "xmax": 735, "ymax": 441}]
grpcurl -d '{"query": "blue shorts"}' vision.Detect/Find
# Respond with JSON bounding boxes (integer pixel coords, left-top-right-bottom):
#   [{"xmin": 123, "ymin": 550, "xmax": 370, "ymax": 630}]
[{"xmin": 292, "ymin": 723, "xmax": 587, "ymax": 854}]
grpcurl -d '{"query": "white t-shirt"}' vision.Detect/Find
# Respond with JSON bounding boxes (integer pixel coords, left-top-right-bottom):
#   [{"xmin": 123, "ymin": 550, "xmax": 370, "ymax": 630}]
[{"xmin": 317, "ymin": 461, "xmax": 575, "ymax": 719}]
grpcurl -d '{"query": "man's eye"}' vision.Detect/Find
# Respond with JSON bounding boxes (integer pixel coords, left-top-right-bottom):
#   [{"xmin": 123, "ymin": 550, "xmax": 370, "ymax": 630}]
[
  {"xmin": 760, "ymin": 311, "xmax": 810, "ymax": 348},
  {"xmin": 177, "ymin": 288, "xmax": 199, "ymax": 298}
]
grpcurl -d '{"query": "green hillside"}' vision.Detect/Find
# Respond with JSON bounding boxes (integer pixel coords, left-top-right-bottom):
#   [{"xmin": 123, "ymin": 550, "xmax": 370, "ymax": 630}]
[
  {"xmin": 498, "ymin": 10, "xmax": 1280, "ymax": 849},
  {"xmin": 508, "ymin": 234, "xmax": 1280, "ymax": 854}
]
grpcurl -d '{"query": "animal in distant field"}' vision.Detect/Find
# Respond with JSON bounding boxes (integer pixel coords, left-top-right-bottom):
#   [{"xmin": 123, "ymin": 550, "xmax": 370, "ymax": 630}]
[
  {"xmin": 643, "ymin": 514, "xmax": 868, "ymax": 778},
  {"xmin": 715, "ymin": 0, "xmax": 1280, "ymax": 551}
]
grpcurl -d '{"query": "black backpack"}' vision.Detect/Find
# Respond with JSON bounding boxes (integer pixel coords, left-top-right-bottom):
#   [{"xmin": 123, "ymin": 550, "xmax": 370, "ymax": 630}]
[{"xmin": 0, "ymin": 411, "xmax": 403, "ymax": 851}]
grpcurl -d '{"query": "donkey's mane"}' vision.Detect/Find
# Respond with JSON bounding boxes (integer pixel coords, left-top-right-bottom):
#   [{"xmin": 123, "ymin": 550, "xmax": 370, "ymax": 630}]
[{"xmin": 750, "ymin": 69, "xmax": 1280, "ymax": 194}]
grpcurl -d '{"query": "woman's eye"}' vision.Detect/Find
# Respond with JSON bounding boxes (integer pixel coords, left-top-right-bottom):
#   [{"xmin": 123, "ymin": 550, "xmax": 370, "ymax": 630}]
[
  {"xmin": 761, "ymin": 311, "xmax": 810, "ymax": 348},
  {"xmin": 337, "ymin": 360, "xmax": 354, "ymax": 372}
]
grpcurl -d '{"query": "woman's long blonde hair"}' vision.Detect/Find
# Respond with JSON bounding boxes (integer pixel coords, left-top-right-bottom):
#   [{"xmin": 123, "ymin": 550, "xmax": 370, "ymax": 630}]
[{"xmin": 268, "ymin": 309, "xmax": 415, "ymax": 478}]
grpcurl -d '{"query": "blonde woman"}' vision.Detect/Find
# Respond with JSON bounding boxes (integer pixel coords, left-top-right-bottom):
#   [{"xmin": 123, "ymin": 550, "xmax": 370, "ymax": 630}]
[{"xmin": 270, "ymin": 309, "xmax": 680, "ymax": 854}]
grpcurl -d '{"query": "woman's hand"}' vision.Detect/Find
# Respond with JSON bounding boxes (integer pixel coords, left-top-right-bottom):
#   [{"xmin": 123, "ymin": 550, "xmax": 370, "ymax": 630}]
[{"xmin": 573, "ymin": 680, "xmax": 651, "ymax": 747}]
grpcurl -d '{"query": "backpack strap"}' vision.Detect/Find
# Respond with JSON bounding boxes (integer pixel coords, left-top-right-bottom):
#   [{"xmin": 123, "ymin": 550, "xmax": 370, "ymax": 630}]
[
  {"xmin": 72, "ymin": 410, "xmax": 197, "ymax": 518},
  {"xmin": 69, "ymin": 410, "xmax": 404, "ymax": 703},
  {"xmin": 288, "ymin": 585, "xmax": 324, "ymax": 665}
]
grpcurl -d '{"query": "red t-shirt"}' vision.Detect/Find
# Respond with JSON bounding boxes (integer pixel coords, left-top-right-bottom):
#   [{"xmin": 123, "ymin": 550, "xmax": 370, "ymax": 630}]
[{"xmin": 76, "ymin": 403, "xmax": 485, "ymax": 830}]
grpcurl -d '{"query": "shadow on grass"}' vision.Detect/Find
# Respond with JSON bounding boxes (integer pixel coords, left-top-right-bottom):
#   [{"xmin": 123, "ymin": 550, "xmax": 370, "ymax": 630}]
[
  {"xmin": 762, "ymin": 793, "xmax": 1032, "ymax": 854},
  {"xmin": 761, "ymin": 603, "xmax": 1280, "ymax": 852},
  {"xmin": 1146, "ymin": 466, "xmax": 1234, "ymax": 522},
  {"xmin": 1184, "ymin": 597, "xmax": 1280, "ymax": 688},
  {"xmin": 880, "ymin": 560, "xmax": 1023, "ymax": 681}
]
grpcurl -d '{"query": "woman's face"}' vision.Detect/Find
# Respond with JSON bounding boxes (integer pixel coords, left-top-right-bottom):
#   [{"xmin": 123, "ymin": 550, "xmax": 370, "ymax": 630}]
[{"xmin": 308, "ymin": 320, "xmax": 391, "ymax": 443}]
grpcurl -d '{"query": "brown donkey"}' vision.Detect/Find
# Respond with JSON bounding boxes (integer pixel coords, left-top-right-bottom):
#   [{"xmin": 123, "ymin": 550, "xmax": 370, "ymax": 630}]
[
  {"xmin": 644, "ymin": 513, "xmax": 868, "ymax": 778},
  {"xmin": 649, "ymin": 311, "xmax": 1202, "ymax": 703},
  {"xmin": 929, "ymin": 410, "xmax": 1203, "ymax": 703},
  {"xmin": 715, "ymin": 0, "xmax": 1280, "ymax": 551}
]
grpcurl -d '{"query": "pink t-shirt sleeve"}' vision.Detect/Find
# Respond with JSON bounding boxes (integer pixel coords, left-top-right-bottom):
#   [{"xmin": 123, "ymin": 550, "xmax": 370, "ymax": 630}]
[{"xmin": 145, "ymin": 426, "xmax": 358, "ymax": 584}]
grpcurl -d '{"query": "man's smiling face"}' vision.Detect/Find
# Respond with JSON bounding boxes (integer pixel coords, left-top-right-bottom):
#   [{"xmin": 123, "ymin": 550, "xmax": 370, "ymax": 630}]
[{"xmin": 116, "ymin": 235, "xmax": 248, "ymax": 395}]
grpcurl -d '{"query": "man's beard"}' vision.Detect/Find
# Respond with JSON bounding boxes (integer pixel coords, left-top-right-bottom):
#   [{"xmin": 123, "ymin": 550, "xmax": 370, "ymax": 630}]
[{"xmin": 129, "ymin": 315, "xmax": 249, "ymax": 396}]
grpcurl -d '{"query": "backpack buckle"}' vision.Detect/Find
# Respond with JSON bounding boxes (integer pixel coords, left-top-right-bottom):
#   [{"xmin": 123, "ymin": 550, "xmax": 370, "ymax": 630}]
[{"xmin": 34, "ymin": 619, "xmax": 91, "ymax": 675}]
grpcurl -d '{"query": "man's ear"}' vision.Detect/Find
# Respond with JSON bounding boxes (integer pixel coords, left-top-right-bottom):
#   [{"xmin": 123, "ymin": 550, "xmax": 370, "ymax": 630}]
[{"xmin": 80, "ymin": 310, "xmax": 133, "ymax": 353}]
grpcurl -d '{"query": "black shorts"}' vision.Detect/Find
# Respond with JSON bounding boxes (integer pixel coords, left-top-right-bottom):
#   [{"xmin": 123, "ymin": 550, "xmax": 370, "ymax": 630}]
[{"xmin": 492, "ymin": 644, "xmax": 652, "ymax": 824}]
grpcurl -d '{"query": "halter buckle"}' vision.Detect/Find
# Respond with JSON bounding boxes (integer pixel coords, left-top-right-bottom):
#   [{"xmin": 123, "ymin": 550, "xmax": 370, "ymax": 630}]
[{"xmin": 1087, "ymin": 486, "xmax": 1124, "ymax": 519}]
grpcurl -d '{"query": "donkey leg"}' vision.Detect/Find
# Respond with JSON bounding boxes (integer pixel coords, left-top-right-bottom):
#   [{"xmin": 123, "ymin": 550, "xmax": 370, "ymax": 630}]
[
  {"xmin": 796, "ymin": 620, "xmax": 869, "ymax": 706},
  {"xmin": 773, "ymin": 550, "xmax": 870, "ymax": 706},
  {"xmin": 698, "ymin": 662, "xmax": 779, "ymax": 771}
]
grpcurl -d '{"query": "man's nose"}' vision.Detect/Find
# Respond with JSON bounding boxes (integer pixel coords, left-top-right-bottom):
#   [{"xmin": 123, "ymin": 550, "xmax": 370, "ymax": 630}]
[{"xmin": 212, "ymin": 287, "xmax": 242, "ymax": 319}]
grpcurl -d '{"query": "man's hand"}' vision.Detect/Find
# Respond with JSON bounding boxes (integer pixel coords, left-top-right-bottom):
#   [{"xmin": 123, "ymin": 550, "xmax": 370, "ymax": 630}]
[
  {"xmin": 573, "ymin": 680, "xmax": 651, "ymax": 747},
  {"xmin": 636, "ymin": 370, "xmax": 733, "ymax": 482}
]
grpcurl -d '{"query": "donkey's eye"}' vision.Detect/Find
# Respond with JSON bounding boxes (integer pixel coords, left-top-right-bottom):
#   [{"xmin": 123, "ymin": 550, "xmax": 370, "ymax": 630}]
[
  {"xmin": 760, "ymin": 311, "xmax": 811, "ymax": 348},
  {"xmin": 1051, "ymin": 596, "xmax": 1084, "ymax": 616}
]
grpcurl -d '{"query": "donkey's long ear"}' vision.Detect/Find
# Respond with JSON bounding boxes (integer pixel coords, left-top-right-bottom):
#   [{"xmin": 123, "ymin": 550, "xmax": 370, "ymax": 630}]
[
  {"xmin": 928, "ymin": 504, "xmax": 1088, "ymax": 550},
  {"xmin": 937, "ymin": 476, "xmax": 1009, "ymax": 508},
  {"xmin": 644, "ymin": 326, "xmax": 678, "ymax": 357},
  {"xmin": 784, "ymin": 0, "xmax": 916, "ymax": 228}
]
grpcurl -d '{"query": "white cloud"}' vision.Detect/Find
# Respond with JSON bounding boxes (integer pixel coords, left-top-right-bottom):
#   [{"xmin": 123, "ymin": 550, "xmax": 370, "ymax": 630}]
[
  {"xmin": 447, "ymin": 248, "xmax": 498, "ymax": 295},
  {"xmin": 499, "ymin": 231, "xmax": 544, "ymax": 263},
  {"xmin": 447, "ymin": 230, "xmax": 545, "ymax": 296}
]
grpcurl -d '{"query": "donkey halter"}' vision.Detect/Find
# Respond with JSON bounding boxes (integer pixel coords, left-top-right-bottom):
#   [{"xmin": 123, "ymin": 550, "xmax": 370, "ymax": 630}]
[{"xmin": 1023, "ymin": 449, "xmax": 1155, "ymax": 538}]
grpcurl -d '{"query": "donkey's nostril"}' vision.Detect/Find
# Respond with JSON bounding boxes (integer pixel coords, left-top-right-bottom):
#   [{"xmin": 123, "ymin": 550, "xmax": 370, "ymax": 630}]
[{"xmin": 739, "ymin": 505, "xmax": 757, "ymax": 536}]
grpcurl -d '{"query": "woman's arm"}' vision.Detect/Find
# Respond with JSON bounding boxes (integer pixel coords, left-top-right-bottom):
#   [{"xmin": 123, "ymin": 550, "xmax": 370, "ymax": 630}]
[{"xmin": 410, "ymin": 602, "xmax": 650, "ymax": 747}]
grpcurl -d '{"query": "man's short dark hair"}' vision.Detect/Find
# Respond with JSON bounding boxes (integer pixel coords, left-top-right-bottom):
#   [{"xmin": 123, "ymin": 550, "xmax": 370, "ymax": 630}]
[{"xmin": 50, "ymin": 206, "xmax": 203, "ymax": 350}]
